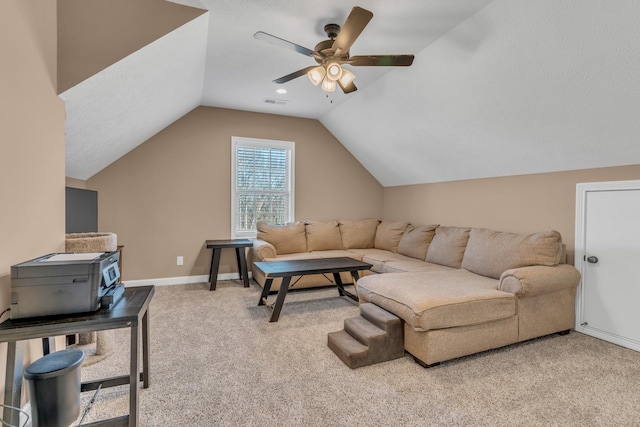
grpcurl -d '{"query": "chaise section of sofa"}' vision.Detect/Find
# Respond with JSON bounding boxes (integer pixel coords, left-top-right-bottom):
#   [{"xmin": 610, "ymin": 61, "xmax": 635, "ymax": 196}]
[{"xmin": 357, "ymin": 227, "xmax": 581, "ymax": 366}]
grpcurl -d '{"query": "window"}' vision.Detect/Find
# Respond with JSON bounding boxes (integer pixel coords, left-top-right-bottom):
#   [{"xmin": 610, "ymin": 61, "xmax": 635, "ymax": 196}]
[{"xmin": 231, "ymin": 137, "xmax": 295, "ymax": 238}]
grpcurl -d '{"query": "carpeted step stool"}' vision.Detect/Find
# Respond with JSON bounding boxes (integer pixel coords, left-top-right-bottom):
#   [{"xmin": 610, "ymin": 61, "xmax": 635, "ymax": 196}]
[{"xmin": 328, "ymin": 303, "xmax": 404, "ymax": 369}]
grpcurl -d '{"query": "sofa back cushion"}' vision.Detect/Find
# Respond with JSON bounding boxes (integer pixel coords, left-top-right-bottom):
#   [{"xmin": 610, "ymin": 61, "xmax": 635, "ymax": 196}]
[
  {"xmin": 397, "ymin": 224, "xmax": 438, "ymax": 260},
  {"xmin": 257, "ymin": 221, "xmax": 307, "ymax": 255},
  {"xmin": 374, "ymin": 221, "xmax": 409, "ymax": 252},
  {"xmin": 425, "ymin": 226, "xmax": 471, "ymax": 268},
  {"xmin": 339, "ymin": 219, "xmax": 380, "ymax": 249},
  {"xmin": 462, "ymin": 228, "xmax": 563, "ymax": 279},
  {"xmin": 305, "ymin": 220, "xmax": 343, "ymax": 251}
]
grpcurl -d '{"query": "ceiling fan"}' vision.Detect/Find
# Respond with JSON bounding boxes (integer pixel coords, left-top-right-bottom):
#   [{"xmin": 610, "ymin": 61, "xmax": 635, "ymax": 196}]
[{"xmin": 254, "ymin": 6, "xmax": 414, "ymax": 94}]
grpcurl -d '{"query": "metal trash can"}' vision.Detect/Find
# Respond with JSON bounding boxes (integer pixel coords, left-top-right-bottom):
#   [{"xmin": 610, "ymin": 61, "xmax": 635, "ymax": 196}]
[{"xmin": 24, "ymin": 349, "xmax": 85, "ymax": 427}]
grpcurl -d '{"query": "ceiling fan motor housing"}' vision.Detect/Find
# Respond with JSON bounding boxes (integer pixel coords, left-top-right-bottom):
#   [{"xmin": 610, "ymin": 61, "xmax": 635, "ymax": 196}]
[
  {"xmin": 313, "ymin": 23, "xmax": 343, "ymax": 63},
  {"xmin": 313, "ymin": 39, "xmax": 348, "ymax": 64},
  {"xmin": 324, "ymin": 23, "xmax": 340, "ymax": 39}
]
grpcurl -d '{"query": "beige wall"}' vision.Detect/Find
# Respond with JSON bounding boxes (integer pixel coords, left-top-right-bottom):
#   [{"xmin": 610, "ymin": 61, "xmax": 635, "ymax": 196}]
[
  {"xmin": 87, "ymin": 107, "xmax": 384, "ymax": 281},
  {"xmin": 0, "ymin": 0, "xmax": 66, "ymax": 400},
  {"xmin": 86, "ymin": 104, "xmax": 640, "ymax": 281},
  {"xmin": 65, "ymin": 177, "xmax": 87, "ymax": 189},
  {"xmin": 57, "ymin": 0, "xmax": 205, "ymax": 93},
  {"xmin": 383, "ymin": 165, "xmax": 640, "ymax": 262}
]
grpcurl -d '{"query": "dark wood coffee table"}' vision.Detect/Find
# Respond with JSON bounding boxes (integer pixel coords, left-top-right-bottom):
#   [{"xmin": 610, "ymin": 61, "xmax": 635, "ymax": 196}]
[{"xmin": 254, "ymin": 257, "xmax": 372, "ymax": 322}]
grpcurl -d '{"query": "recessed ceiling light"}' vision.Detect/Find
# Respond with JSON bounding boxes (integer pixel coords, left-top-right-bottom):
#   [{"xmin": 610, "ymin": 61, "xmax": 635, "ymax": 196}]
[{"xmin": 276, "ymin": 88, "xmax": 287, "ymax": 94}]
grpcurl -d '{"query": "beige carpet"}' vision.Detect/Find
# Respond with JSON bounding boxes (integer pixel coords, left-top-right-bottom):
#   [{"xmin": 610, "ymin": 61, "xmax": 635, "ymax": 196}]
[{"xmin": 74, "ymin": 281, "xmax": 640, "ymax": 426}]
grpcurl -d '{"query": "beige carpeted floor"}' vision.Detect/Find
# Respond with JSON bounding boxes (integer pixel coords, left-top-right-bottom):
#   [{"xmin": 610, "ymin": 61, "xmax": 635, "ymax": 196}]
[{"xmin": 72, "ymin": 281, "xmax": 640, "ymax": 426}]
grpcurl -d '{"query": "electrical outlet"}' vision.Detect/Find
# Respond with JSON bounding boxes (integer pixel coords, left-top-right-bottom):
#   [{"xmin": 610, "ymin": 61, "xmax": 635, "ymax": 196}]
[{"xmin": 177, "ymin": 256, "xmax": 183, "ymax": 266}]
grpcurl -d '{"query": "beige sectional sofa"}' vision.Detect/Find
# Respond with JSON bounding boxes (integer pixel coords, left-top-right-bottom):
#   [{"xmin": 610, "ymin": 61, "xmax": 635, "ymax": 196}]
[{"xmin": 251, "ymin": 219, "xmax": 581, "ymax": 366}]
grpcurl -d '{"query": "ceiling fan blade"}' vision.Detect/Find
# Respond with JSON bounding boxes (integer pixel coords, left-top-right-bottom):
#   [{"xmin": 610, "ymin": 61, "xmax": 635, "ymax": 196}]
[
  {"xmin": 338, "ymin": 80, "xmax": 357, "ymax": 94},
  {"xmin": 348, "ymin": 55, "xmax": 415, "ymax": 66},
  {"xmin": 273, "ymin": 66, "xmax": 317, "ymax": 84},
  {"xmin": 332, "ymin": 7, "xmax": 373, "ymax": 56},
  {"xmin": 254, "ymin": 31, "xmax": 315, "ymax": 57}
]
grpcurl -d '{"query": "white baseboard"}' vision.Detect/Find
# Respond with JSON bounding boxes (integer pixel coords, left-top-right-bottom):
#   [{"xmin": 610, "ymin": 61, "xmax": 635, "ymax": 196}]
[{"xmin": 123, "ymin": 272, "xmax": 252, "ymax": 287}]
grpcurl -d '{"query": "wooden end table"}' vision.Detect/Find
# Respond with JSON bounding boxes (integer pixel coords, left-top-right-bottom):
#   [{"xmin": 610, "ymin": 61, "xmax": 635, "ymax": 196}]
[{"xmin": 205, "ymin": 239, "xmax": 253, "ymax": 290}]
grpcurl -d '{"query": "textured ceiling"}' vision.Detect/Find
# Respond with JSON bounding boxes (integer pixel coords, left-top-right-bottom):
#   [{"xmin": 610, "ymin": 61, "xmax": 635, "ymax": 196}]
[
  {"xmin": 194, "ymin": 0, "xmax": 492, "ymax": 118},
  {"xmin": 61, "ymin": 0, "xmax": 640, "ymax": 185},
  {"xmin": 62, "ymin": 0, "xmax": 491, "ymax": 180},
  {"xmin": 61, "ymin": 14, "xmax": 208, "ymax": 180},
  {"xmin": 322, "ymin": 0, "xmax": 640, "ymax": 185}
]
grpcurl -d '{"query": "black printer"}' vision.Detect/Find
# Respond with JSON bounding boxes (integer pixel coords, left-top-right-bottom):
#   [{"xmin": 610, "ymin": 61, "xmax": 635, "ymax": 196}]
[{"xmin": 10, "ymin": 251, "xmax": 124, "ymax": 319}]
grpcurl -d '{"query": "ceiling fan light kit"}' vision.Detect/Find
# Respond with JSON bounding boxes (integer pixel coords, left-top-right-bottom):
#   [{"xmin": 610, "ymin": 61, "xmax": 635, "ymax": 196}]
[
  {"xmin": 321, "ymin": 77, "xmax": 337, "ymax": 92},
  {"xmin": 326, "ymin": 62, "xmax": 343, "ymax": 81},
  {"xmin": 307, "ymin": 66, "xmax": 326, "ymax": 86},
  {"xmin": 255, "ymin": 6, "xmax": 414, "ymax": 95},
  {"xmin": 338, "ymin": 68, "xmax": 355, "ymax": 86},
  {"xmin": 308, "ymin": 62, "xmax": 355, "ymax": 93}
]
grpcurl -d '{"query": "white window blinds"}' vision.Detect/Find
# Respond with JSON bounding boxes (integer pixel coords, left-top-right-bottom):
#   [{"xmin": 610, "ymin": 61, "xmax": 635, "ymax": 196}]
[{"xmin": 231, "ymin": 137, "xmax": 294, "ymax": 238}]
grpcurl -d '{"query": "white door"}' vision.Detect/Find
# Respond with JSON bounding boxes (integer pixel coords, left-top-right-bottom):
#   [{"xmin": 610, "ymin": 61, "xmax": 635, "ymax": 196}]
[{"xmin": 575, "ymin": 180, "xmax": 640, "ymax": 351}]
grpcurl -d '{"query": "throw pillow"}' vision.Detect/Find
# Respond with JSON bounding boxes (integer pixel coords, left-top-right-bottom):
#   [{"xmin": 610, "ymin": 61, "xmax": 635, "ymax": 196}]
[
  {"xmin": 425, "ymin": 226, "xmax": 471, "ymax": 268},
  {"xmin": 339, "ymin": 219, "xmax": 380, "ymax": 249},
  {"xmin": 257, "ymin": 221, "xmax": 306, "ymax": 255},
  {"xmin": 305, "ymin": 220, "xmax": 343, "ymax": 251},
  {"xmin": 374, "ymin": 221, "xmax": 409, "ymax": 252},
  {"xmin": 397, "ymin": 224, "xmax": 439, "ymax": 260}
]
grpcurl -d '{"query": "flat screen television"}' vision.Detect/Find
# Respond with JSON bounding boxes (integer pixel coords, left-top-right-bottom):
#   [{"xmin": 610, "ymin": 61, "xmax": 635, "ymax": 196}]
[{"xmin": 65, "ymin": 187, "xmax": 98, "ymax": 233}]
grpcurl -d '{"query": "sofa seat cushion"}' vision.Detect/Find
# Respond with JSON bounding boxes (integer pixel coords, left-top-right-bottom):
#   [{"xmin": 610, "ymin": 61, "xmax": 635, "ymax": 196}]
[
  {"xmin": 268, "ymin": 252, "xmax": 325, "ymax": 262},
  {"xmin": 382, "ymin": 260, "xmax": 456, "ymax": 274},
  {"xmin": 348, "ymin": 249, "xmax": 408, "ymax": 273},
  {"xmin": 357, "ymin": 270, "xmax": 515, "ymax": 332},
  {"xmin": 310, "ymin": 250, "xmax": 364, "ymax": 261}
]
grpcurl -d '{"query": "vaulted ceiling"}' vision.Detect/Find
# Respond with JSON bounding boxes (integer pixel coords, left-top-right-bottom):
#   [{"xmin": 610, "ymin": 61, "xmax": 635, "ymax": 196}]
[{"xmin": 60, "ymin": 0, "xmax": 640, "ymax": 186}]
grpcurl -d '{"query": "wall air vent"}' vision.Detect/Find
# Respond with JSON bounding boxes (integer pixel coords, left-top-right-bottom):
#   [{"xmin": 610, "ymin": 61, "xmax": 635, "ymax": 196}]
[{"xmin": 262, "ymin": 98, "xmax": 288, "ymax": 106}]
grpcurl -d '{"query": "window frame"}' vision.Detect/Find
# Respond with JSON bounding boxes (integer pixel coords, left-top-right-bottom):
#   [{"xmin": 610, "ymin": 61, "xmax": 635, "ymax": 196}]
[{"xmin": 231, "ymin": 136, "xmax": 295, "ymax": 239}]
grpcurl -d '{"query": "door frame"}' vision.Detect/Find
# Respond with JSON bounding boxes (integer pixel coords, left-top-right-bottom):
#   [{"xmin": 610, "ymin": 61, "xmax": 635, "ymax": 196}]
[{"xmin": 575, "ymin": 179, "xmax": 640, "ymax": 351}]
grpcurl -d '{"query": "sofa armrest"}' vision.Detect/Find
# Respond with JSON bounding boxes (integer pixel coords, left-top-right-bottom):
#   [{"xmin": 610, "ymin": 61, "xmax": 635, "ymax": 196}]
[
  {"xmin": 499, "ymin": 264, "xmax": 581, "ymax": 297},
  {"xmin": 252, "ymin": 239, "xmax": 277, "ymax": 261}
]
